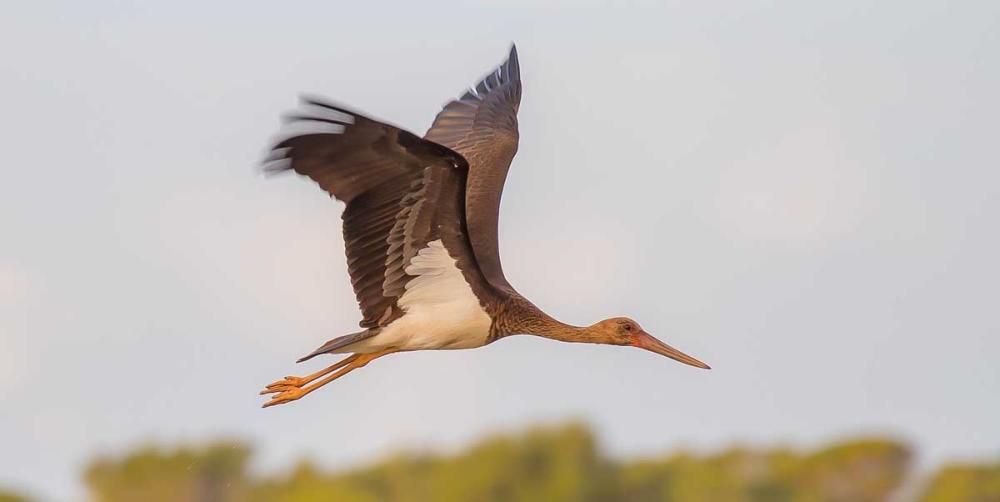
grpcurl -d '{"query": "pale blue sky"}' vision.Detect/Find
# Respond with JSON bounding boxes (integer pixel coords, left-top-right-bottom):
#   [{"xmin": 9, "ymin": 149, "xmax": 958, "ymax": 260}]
[{"xmin": 1, "ymin": 1, "xmax": 998, "ymax": 500}]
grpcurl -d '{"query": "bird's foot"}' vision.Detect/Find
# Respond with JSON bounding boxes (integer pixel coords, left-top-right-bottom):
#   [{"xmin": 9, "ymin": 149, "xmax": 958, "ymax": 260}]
[
  {"xmin": 262, "ymin": 387, "xmax": 305, "ymax": 408},
  {"xmin": 258, "ymin": 350, "xmax": 396, "ymax": 409},
  {"xmin": 260, "ymin": 375, "xmax": 309, "ymax": 395}
]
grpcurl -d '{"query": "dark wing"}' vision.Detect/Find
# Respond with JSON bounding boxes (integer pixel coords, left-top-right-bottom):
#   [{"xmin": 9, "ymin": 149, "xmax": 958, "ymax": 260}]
[
  {"xmin": 265, "ymin": 97, "xmax": 474, "ymax": 328},
  {"xmin": 424, "ymin": 45, "xmax": 521, "ymax": 291}
]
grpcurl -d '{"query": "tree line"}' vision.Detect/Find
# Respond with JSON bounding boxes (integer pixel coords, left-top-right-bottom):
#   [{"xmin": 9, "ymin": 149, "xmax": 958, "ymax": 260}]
[{"xmin": 3, "ymin": 423, "xmax": 998, "ymax": 501}]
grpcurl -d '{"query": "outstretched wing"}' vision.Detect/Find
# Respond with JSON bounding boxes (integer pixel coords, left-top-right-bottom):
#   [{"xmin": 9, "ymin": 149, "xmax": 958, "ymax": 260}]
[
  {"xmin": 424, "ymin": 45, "xmax": 521, "ymax": 291},
  {"xmin": 265, "ymin": 97, "xmax": 474, "ymax": 328}
]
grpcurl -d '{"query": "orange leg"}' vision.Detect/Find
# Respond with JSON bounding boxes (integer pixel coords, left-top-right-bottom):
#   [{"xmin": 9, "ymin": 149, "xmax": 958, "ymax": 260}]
[
  {"xmin": 260, "ymin": 354, "xmax": 360, "ymax": 394},
  {"xmin": 260, "ymin": 349, "xmax": 397, "ymax": 408}
]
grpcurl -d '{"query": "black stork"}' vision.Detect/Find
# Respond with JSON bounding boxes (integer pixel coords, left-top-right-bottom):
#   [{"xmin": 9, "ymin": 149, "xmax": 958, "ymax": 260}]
[{"xmin": 260, "ymin": 45, "xmax": 709, "ymax": 408}]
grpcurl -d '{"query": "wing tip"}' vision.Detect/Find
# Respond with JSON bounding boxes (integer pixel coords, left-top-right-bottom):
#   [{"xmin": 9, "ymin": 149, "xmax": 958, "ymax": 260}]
[
  {"xmin": 297, "ymin": 94, "xmax": 358, "ymax": 119},
  {"xmin": 505, "ymin": 43, "xmax": 520, "ymax": 82}
]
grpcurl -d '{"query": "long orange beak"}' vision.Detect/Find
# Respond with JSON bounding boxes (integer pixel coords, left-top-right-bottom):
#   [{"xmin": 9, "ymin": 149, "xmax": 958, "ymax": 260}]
[{"xmin": 633, "ymin": 331, "xmax": 711, "ymax": 369}]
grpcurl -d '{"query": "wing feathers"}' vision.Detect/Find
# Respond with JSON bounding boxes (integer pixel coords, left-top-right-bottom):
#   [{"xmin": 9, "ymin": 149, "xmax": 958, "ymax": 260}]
[
  {"xmin": 264, "ymin": 46, "xmax": 523, "ymax": 330},
  {"xmin": 424, "ymin": 45, "xmax": 522, "ymax": 290},
  {"xmin": 266, "ymin": 97, "xmax": 469, "ymax": 327}
]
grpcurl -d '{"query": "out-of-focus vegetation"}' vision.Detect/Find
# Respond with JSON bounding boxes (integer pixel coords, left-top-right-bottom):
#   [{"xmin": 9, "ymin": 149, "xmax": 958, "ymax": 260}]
[
  {"xmin": 616, "ymin": 438, "xmax": 911, "ymax": 502},
  {"xmin": 5, "ymin": 423, "xmax": 999, "ymax": 501},
  {"xmin": 918, "ymin": 462, "xmax": 1000, "ymax": 502},
  {"xmin": 84, "ymin": 442, "xmax": 252, "ymax": 502},
  {"xmin": 0, "ymin": 490, "xmax": 35, "ymax": 502}
]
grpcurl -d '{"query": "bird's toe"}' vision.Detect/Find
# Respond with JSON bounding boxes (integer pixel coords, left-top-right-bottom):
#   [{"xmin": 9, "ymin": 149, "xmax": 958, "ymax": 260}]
[
  {"xmin": 259, "ymin": 384, "xmax": 296, "ymax": 395},
  {"xmin": 262, "ymin": 388, "xmax": 304, "ymax": 408},
  {"xmin": 265, "ymin": 376, "xmax": 307, "ymax": 389}
]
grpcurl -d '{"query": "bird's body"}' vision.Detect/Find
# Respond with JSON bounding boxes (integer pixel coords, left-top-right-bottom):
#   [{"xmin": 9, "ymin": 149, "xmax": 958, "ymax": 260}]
[
  {"xmin": 349, "ymin": 239, "xmax": 492, "ymax": 353},
  {"xmin": 260, "ymin": 45, "xmax": 709, "ymax": 407}
]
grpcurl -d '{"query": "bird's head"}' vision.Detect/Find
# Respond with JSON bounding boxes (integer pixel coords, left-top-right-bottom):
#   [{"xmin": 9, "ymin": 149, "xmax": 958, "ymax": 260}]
[{"xmin": 589, "ymin": 317, "xmax": 710, "ymax": 369}]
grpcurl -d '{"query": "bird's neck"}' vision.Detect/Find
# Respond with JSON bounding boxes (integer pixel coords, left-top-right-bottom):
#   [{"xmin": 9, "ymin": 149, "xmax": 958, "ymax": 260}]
[
  {"xmin": 526, "ymin": 310, "xmax": 602, "ymax": 344},
  {"xmin": 498, "ymin": 296, "xmax": 604, "ymax": 344}
]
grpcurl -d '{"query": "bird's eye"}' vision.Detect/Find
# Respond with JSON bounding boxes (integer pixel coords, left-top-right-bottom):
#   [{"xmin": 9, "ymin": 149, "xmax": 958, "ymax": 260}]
[{"xmin": 623, "ymin": 324, "xmax": 633, "ymax": 332}]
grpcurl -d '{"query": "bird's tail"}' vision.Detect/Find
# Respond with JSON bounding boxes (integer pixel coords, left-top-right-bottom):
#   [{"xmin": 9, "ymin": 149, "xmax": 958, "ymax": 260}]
[{"xmin": 297, "ymin": 329, "xmax": 379, "ymax": 363}]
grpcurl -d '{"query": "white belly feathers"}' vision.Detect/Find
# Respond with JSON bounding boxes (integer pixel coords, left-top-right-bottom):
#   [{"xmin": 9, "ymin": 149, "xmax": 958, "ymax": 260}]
[{"xmin": 347, "ymin": 239, "xmax": 492, "ymax": 353}]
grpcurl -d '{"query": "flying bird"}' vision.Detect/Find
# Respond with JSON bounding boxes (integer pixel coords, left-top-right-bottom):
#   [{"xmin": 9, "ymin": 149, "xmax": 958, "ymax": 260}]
[{"xmin": 260, "ymin": 45, "xmax": 709, "ymax": 408}]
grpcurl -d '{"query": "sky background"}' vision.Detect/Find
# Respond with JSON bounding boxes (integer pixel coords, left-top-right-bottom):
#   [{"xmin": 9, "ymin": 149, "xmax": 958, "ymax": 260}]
[{"xmin": 1, "ymin": 0, "xmax": 998, "ymax": 500}]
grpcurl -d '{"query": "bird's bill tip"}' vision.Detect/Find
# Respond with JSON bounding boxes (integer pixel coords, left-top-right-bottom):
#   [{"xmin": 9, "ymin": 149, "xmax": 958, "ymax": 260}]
[{"xmin": 633, "ymin": 331, "xmax": 711, "ymax": 369}]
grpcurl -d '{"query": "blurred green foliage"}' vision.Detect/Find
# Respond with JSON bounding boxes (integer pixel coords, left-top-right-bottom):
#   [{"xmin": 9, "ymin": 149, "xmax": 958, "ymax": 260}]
[
  {"xmin": 4, "ymin": 424, "xmax": 998, "ymax": 501},
  {"xmin": 918, "ymin": 461, "xmax": 1000, "ymax": 502},
  {"xmin": 84, "ymin": 442, "xmax": 252, "ymax": 502},
  {"xmin": 0, "ymin": 490, "xmax": 35, "ymax": 502},
  {"xmin": 617, "ymin": 438, "xmax": 911, "ymax": 502}
]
